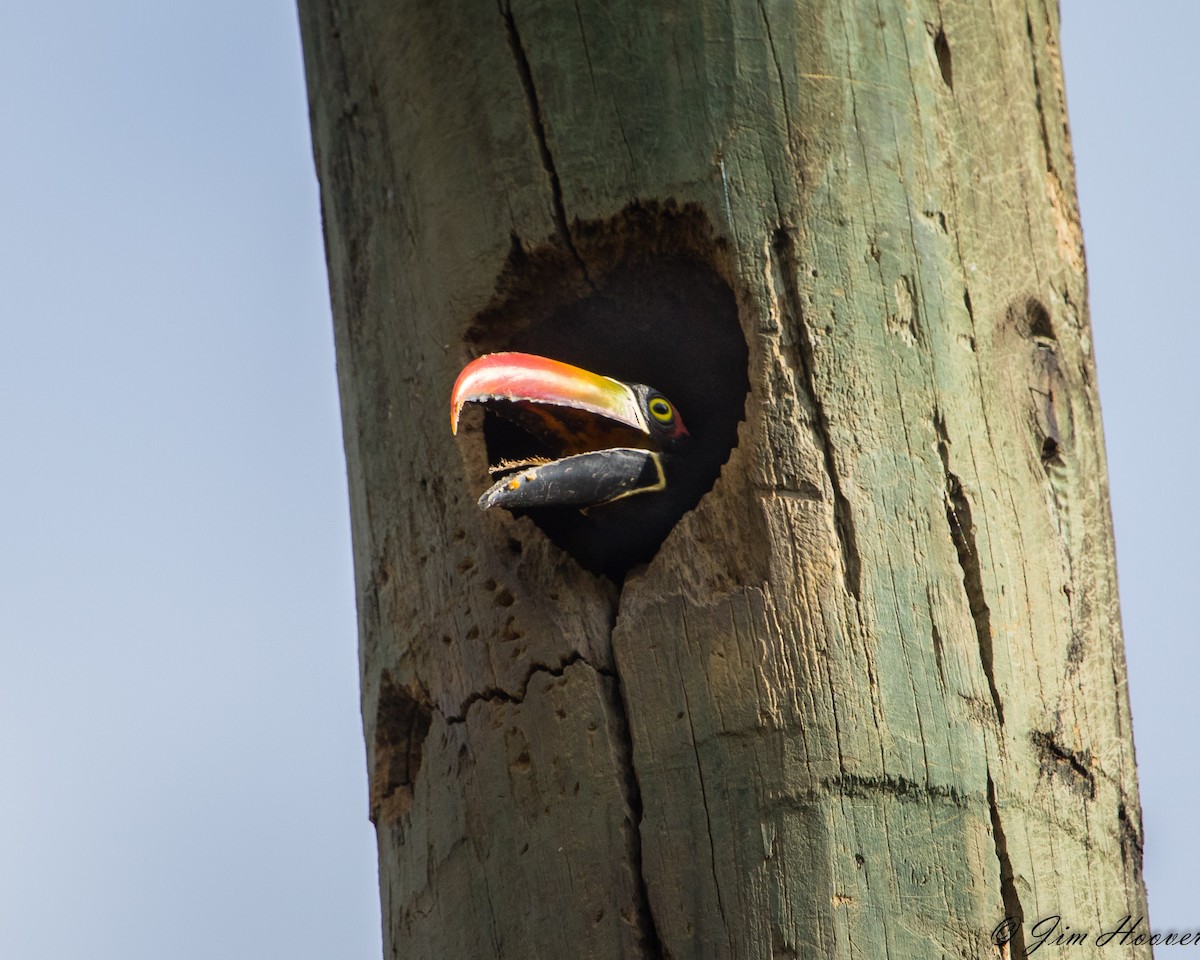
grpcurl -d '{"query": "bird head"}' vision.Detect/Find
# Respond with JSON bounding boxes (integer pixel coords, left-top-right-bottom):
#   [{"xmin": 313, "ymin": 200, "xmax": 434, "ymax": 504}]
[
  {"xmin": 451, "ymin": 352, "xmax": 689, "ymax": 512},
  {"xmin": 448, "ymin": 255, "xmax": 748, "ymax": 578}
]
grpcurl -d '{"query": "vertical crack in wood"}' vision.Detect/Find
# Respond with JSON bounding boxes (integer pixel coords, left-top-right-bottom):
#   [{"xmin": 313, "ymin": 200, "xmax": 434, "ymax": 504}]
[
  {"xmin": 1025, "ymin": 12, "xmax": 1054, "ymax": 176},
  {"xmin": 606, "ymin": 622, "xmax": 667, "ymax": 960},
  {"xmin": 676, "ymin": 605, "xmax": 729, "ymax": 940},
  {"xmin": 935, "ymin": 411, "xmax": 1004, "ymax": 727},
  {"xmin": 772, "ymin": 226, "xmax": 862, "ymax": 599},
  {"xmin": 756, "ymin": 2, "xmax": 798, "ymax": 154},
  {"xmin": 987, "ymin": 771, "xmax": 1027, "ymax": 958},
  {"xmin": 926, "ymin": 585, "xmax": 948, "ymax": 693},
  {"xmin": 499, "ymin": 1, "xmax": 594, "ymax": 286},
  {"xmin": 1116, "ymin": 796, "xmax": 1145, "ymax": 879}
]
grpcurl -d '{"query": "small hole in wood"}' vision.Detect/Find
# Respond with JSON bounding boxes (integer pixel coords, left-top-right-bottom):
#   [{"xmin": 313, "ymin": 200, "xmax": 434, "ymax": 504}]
[
  {"xmin": 1041, "ymin": 435, "xmax": 1061, "ymax": 464},
  {"xmin": 371, "ymin": 674, "xmax": 432, "ymax": 823},
  {"xmin": 1027, "ymin": 298, "xmax": 1055, "ymax": 340},
  {"xmin": 934, "ymin": 28, "xmax": 953, "ymax": 89}
]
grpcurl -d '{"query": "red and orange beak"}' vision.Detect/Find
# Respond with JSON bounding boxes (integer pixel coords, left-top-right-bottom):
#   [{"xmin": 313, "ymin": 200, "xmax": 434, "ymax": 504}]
[
  {"xmin": 451, "ymin": 352, "xmax": 649, "ymax": 436},
  {"xmin": 450, "ymin": 352, "xmax": 678, "ymax": 511}
]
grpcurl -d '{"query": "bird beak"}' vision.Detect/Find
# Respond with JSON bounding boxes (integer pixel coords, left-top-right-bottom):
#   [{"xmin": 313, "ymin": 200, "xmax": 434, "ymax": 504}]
[
  {"xmin": 477, "ymin": 447, "xmax": 666, "ymax": 511},
  {"xmin": 450, "ymin": 352, "xmax": 668, "ymax": 510},
  {"xmin": 451, "ymin": 352, "xmax": 649, "ymax": 436}
]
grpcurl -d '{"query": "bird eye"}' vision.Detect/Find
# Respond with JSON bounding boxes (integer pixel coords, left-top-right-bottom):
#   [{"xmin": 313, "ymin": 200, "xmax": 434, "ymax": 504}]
[{"xmin": 648, "ymin": 396, "xmax": 674, "ymax": 423}]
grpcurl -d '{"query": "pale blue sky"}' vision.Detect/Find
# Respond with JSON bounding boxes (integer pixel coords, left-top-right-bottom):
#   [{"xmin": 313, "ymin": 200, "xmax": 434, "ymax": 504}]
[
  {"xmin": 0, "ymin": 3, "xmax": 377, "ymax": 958},
  {"xmin": 1062, "ymin": 0, "xmax": 1200, "ymax": 932},
  {"xmin": 0, "ymin": 2, "xmax": 1192, "ymax": 957}
]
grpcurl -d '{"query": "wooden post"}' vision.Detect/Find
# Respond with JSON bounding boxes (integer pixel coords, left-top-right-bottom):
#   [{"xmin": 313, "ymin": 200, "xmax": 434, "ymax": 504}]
[{"xmin": 299, "ymin": 1, "xmax": 1149, "ymax": 956}]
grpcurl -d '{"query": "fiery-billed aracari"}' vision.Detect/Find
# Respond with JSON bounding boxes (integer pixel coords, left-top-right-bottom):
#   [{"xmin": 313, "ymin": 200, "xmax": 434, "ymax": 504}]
[{"xmin": 451, "ymin": 352, "xmax": 709, "ymax": 578}]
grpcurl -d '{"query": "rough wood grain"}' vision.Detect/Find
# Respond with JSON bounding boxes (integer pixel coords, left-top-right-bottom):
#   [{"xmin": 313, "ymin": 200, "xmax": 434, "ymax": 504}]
[{"xmin": 298, "ymin": 1, "xmax": 1149, "ymax": 956}]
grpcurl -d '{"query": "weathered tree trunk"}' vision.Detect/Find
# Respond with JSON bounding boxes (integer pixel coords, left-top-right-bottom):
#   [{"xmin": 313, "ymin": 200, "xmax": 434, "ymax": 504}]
[{"xmin": 299, "ymin": 1, "xmax": 1148, "ymax": 957}]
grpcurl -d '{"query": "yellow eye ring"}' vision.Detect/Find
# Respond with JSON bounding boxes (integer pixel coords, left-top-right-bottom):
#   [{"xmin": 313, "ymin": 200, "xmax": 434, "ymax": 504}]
[{"xmin": 648, "ymin": 397, "xmax": 674, "ymax": 422}]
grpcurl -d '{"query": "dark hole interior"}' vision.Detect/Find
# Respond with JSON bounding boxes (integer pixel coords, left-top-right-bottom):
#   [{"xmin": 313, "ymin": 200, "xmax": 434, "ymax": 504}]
[{"xmin": 484, "ymin": 254, "xmax": 748, "ymax": 579}]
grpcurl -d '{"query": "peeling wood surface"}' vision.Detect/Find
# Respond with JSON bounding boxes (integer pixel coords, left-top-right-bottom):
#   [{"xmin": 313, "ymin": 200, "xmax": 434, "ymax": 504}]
[{"xmin": 298, "ymin": 0, "xmax": 1149, "ymax": 957}]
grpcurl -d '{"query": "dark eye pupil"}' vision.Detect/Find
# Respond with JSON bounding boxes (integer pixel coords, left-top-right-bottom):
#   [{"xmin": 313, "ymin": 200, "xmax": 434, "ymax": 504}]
[{"xmin": 652, "ymin": 400, "xmax": 670, "ymax": 417}]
